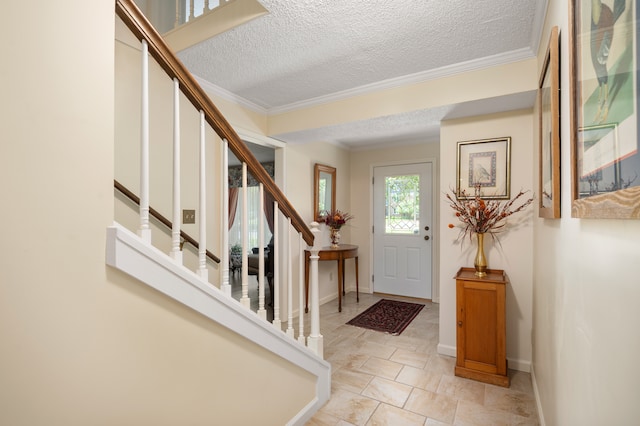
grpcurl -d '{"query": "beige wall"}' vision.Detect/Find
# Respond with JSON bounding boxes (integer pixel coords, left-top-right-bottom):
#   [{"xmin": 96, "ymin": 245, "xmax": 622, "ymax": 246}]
[
  {"xmin": 285, "ymin": 142, "xmax": 351, "ymax": 307},
  {"xmin": 439, "ymin": 110, "xmax": 535, "ymax": 372},
  {"xmin": 531, "ymin": 0, "xmax": 640, "ymax": 424},
  {"xmin": 115, "ymin": 19, "xmax": 224, "ymax": 279},
  {"xmin": 280, "ymin": 140, "xmax": 441, "ymax": 313},
  {"xmin": 1, "ymin": 2, "xmax": 317, "ymax": 424}
]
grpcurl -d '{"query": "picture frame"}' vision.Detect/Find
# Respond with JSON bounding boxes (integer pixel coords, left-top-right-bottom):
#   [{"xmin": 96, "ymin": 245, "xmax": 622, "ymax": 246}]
[
  {"xmin": 539, "ymin": 26, "xmax": 561, "ymax": 218},
  {"xmin": 456, "ymin": 137, "xmax": 511, "ymax": 200},
  {"xmin": 569, "ymin": 0, "xmax": 640, "ymax": 219}
]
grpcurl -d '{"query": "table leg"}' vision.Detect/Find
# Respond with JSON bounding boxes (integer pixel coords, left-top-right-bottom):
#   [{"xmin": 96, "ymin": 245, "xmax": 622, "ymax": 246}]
[
  {"xmin": 341, "ymin": 259, "xmax": 346, "ymax": 296},
  {"xmin": 337, "ymin": 258, "xmax": 343, "ymax": 312},
  {"xmin": 355, "ymin": 256, "xmax": 359, "ymax": 303}
]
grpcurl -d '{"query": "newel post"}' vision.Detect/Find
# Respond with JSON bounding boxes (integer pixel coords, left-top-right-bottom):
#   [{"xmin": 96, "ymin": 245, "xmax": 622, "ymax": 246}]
[{"xmin": 306, "ymin": 221, "xmax": 323, "ymax": 358}]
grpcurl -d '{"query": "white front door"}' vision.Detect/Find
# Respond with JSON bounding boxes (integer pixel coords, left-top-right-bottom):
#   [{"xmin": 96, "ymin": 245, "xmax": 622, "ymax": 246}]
[{"xmin": 373, "ymin": 162, "xmax": 433, "ymax": 299}]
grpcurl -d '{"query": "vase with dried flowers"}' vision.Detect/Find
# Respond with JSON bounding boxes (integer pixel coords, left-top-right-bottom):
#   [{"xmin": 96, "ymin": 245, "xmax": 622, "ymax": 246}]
[
  {"xmin": 319, "ymin": 209, "xmax": 354, "ymax": 248},
  {"xmin": 446, "ymin": 184, "xmax": 533, "ymax": 277}
]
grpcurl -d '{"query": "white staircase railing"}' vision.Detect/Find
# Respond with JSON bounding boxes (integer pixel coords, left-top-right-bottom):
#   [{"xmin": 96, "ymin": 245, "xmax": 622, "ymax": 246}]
[
  {"xmin": 177, "ymin": 0, "xmax": 232, "ymax": 29},
  {"xmin": 115, "ymin": 0, "xmax": 323, "ymax": 358}
]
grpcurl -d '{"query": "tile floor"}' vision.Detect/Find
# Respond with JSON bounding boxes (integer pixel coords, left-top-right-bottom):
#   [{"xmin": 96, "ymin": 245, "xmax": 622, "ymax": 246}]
[{"xmin": 305, "ymin": 292, "xmax": 540, "ymax": 426}]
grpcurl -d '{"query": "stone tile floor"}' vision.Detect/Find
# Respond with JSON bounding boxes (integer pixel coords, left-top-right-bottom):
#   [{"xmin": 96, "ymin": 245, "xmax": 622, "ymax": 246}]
[{"xmin": 305, "ymin": 292, "xmax": 540, "ymax": 426}]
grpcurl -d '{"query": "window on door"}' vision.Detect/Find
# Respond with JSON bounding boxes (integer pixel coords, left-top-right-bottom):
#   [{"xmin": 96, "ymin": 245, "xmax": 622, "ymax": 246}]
[{"xmin": 384, "ymin": 174, "xmax": 420, "ymax": 235}]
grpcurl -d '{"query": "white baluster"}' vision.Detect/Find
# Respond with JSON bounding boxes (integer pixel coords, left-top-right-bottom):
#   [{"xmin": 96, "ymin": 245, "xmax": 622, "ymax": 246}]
[
  {"xmin": 286, "ymin": 218, "xmax": 295, "ymax": 338},
  {"xmin": 297, "ymin": 232, "xmax": 306, "ymax": 345},
  {"xmin": 138, "ymin": 40, "xmax": 151, "ymax": 243},
  {"xmin": 271, "ymin": 201, "xmax": 282, "ymax": 330},
  {"xmin": 189, "ymin": 0, "xmax": 195, "ymax": 21},
  {"xmin": 257, "ymin": 183, "xmax": 267, "ymax": 320},
  {"xmin": 170, "ymin": 78, "xmax": 182, "ymax": 264},
  {"xmin": 220, "ymin": 139, "xmax": 231, "ymax": 296},
  {"xmin": 174, "ymin": 0, "xmax": 180, "ymax": 28},
  {"xmin": 204, "ymin": 0, "xmax": 210, "ymax": 12},
  {"xmin": 307, "ymin": 222, "xmax": 323, "ymax": 358},
  {"xmin": 240, "ymin": 163, "xmax": 250, "ymax": 308},
  {"xmin": 197, "ymin": 111, "xmax": 208, "ymax": 281}
]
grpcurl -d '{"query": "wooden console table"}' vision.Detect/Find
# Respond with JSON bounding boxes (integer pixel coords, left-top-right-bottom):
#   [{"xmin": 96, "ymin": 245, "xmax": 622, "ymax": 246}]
[
  {"xmin": 455, "ymin": 267, "xmax": 509, "ymax": 387},
  {"xmin": 305, "ymin": 244, "xmax": 359, "ymax": 313}
]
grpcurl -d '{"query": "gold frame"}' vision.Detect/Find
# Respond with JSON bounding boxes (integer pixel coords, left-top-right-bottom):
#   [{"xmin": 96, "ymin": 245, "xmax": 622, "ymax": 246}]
[
  {"xmin": 538, "ymin": 26, "xmax": 561, "ymax": 218},
  {"xmin": 313, "ymin": 163, "xmax": 336, "ymax": 221}
]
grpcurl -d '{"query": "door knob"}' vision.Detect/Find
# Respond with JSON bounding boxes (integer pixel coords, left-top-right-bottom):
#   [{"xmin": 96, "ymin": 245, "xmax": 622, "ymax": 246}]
[{"xmin": 424, "ymin": 235, "xmax": 430, "ymax": 240}]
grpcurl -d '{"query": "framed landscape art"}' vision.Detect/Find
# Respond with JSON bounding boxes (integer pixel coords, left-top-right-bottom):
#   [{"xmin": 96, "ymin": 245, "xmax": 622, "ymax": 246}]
[
  {"xmin": 569, "ymin": 0, "xmax": 640, "ymax": 218},
  {"xmin": 456, "ymin": 137, "xmax": 511, "ymax": 200},
  {"xmin": 539, "ymin": 26, "xmax": 561, "ymax": 218}
]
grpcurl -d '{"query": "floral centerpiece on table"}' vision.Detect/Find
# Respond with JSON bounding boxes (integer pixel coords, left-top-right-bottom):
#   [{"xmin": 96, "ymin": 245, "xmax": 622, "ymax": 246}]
[
  {"xmin": 446, "ymin": 184, "xmax": 533, "ymax": 276},
  {"xmin": 319, "ymin": 209, "xmax": 354, "ymax": 248}
]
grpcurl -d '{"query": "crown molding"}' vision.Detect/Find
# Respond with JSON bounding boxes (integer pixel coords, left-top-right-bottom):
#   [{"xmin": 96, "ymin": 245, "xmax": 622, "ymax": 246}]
[
  {"xmin": 194, "ymin": 75, "xmax": 269, "ymax": 115},
  {"xmin": 267, "ymin": 47, "xmax": 536, "ymax": 115},
  {"xmin": 195, "ymin": 47, "xmax": 535, "ymax": 117}
]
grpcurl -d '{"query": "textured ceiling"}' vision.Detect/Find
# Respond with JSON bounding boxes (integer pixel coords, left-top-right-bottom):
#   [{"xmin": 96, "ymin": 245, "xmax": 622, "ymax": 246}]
[{"xmin": 178, "ymin": 0, "xmax": 547, "ymax": 148}]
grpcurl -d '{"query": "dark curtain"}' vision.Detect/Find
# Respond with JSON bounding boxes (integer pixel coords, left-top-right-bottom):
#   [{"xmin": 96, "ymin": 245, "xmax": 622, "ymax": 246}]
[
  {"xmin": 228, "ymin": 187, "xmax": 239, "ymax": 230},
  {"xmin": 263, "ymin": 191, "xmax": 275, "ymax": 234}
]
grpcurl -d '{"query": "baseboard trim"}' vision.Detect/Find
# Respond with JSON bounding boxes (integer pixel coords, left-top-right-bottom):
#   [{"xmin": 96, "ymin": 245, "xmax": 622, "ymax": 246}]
[
  {"xmin": 530, "ymin": 364, "xmax": 546, "ymax": 426},
  {"xmin": 437, "ymin": 342, "xmax": 531, "ymax": 373},
  {"xmin": 506, "ymin": 357, "xmax": 531, "ymax": 372},
  {"xmin": 437, "ymin": 343, "xmax": 456, "ymax": 357}
]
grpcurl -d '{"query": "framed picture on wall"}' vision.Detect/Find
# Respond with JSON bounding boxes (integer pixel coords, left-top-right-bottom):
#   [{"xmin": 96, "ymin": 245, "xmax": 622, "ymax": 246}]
[
  {"xmin": 569, "ymin": 0, "xmax": 640, "ymax": 218},
  {"xmin": 539, "ymin": 26, "xmax": 561, "ymax": 218},
  {"xmin": 456, "ymin": 137, "xmax": 511, "ymax": 200}
]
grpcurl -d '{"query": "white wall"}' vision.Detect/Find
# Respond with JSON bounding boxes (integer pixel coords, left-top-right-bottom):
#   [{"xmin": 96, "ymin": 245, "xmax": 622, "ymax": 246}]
[
  {"xmin": 0, "ymin": 2, "xmax": 318, "ymax": 424},
  {"xmin": 531, "ymin": 0, "xmax": 640, "ymax": 424},
  {"xmin": 439, "ymin": 110, "xmax": 535, "ymax": 372}
]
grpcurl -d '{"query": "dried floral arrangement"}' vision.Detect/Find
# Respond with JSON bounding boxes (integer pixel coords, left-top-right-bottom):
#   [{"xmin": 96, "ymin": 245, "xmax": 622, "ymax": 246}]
[
  {"xmin": 446, "ymin": 184, "xmax": 534, "ymax": 242},
  {"xmin": 319, "ymin": 209, "xmax": 354, "ymax": 230}
]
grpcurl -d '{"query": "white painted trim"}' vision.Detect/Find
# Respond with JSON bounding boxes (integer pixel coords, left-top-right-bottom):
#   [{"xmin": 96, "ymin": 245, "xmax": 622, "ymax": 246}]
[
  {"xmin": 236, "ymin": 127, "xmax": 286, "ymax": 149},
  {"xmin": 435, "ymin": 342, "xmax": 531, "ymax": 373},
  {"xmin": 287, "ymin": 397, "xmax": 320, "ymax": 426},
  {"xmin": 195, "ymin": 75, "xmax": 269, "ymax": 114},
  {"xmin": 437, "ymin": 343, "xmax": 456, "ymax": 358},
  {"xmin": 106, "ymin": 223, "xmax": 330, "ymax": 420},
  {"xmin": 506, "ymin": 357, "xmax": 531, "ymax": 373},
  {"xmin": 530, "ymin": 364, "xmax": 546, "ymax": 426}
]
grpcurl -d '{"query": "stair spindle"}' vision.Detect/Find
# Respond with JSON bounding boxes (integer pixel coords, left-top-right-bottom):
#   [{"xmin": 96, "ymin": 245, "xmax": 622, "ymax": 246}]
[
  {"xmin": 170, "ymin": 78, "xmax": 182, "ymax": 263},
  {"xmin": 221, "ymin": 139, "xmax": 231, "ymax": 296},
  {"xmin": 240, "ymin": 162, "xmax": 250, "ymax": 308},
  {"xmin": 257, "ymin": 183, "xmax": 267, "ymax": 320},
  {"xmin": 197, "ymin": 111, "xmax": 208, "ymax": 281},
  {"xmin": 272, "ymin": 201, "xmax": 282, "ymax": 330},
  {"xmin": 138, "ymin": 39, "xmax": 151, "ymax": 243},
  {"xmin": 286, "ymin": 218, "xmax": 294, "ymax": 338},
  {"xmin": 297, "ymin": 232, "xmax": 305, "ymax": 345}
]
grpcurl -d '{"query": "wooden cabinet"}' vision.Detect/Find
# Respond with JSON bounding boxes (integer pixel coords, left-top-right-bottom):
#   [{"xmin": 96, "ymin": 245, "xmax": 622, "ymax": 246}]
[{"xmin": 455, "ymin": 267, "xmax": 509, "ymax": 387}]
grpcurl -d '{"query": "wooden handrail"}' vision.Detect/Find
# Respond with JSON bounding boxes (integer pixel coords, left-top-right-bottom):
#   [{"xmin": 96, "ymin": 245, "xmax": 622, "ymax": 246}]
[
  {"xmin": 115, "ymin": 0, "xmax": 314, "ymax": 246},
  {"xmin": 114, "ymin": 179, "xmax": 221, "ymax": 264}
]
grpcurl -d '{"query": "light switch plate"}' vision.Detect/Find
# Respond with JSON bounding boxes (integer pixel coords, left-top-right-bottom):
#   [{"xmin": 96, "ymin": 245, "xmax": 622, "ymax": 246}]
[{"xmin": 183, "ymin": 209, "xmax": 195, "ymax": 224}]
